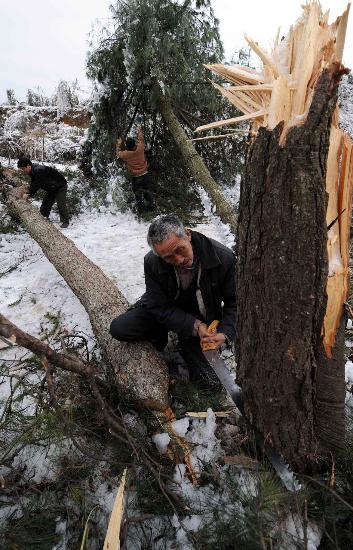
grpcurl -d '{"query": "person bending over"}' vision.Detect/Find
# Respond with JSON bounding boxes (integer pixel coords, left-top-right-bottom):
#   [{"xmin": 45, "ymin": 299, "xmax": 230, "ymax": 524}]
[{"xmin": 17, "ymin": 157, "xmax": 70, "ymax": 228}]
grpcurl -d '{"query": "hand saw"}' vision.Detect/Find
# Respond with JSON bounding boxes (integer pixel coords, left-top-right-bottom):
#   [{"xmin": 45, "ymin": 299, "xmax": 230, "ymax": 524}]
[{"xmin": 201, "ymin": 320, "xmax": 301, "ymax": 492}]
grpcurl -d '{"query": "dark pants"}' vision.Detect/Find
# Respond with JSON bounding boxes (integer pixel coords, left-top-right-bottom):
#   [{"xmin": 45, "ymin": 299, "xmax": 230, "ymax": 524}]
[
  {"xmin": 110, "ymin": 305, "xmax": 221, "ymax": 386},
  {"xmin": 131, "ymin": 173, "xmax": 154, "ymax": 213},
  {"xmin": 110, "ymin": 305, "xmax": 168, "ymax": 351},
  {"xmin": 40, "ymin": 186, "xmax": 69, "ymax": 224}
]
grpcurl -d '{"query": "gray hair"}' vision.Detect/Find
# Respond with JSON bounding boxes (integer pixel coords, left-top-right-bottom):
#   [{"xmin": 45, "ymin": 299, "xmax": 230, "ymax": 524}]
[{"xmin": 147, "ymin": 215, "xmax": 187, "ymax": 251}]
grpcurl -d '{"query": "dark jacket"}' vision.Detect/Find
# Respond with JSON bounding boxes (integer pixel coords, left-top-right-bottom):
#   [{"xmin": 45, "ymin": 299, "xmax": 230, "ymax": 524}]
[
  {"xmin": 29, "ymin": 163, "xmax": 68, "ymax": 197},
  {"xmin": 140, "ymin": 231, "xmax": 236, "ymax": 341}
]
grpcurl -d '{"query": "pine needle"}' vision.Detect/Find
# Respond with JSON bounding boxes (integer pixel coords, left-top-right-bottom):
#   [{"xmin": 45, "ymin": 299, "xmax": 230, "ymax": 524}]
[{"xmin": 80, "ymin": 506, "xmax": 99, "ymax": 550}]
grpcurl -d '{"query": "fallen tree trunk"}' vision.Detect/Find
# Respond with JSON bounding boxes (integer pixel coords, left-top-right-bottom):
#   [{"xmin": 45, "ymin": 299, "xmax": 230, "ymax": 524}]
[
  {"xmin": 5, "ymin": 192, "xmax": 169, "ymax": 411},
  {"xmin": 198, "ymin": 2, "xmax": 353, "ymax": 471},
  {"xmin": 155, "ymin": 81, "xmax": 238, "ymax": 237}
]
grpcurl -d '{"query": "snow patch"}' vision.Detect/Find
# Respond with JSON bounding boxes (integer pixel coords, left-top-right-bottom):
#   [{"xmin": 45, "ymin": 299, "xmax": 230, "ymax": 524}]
[
  {"xmin": 345, "ymin": 360, "xmax": 353, "ymax": 385},
  {"xmin": 171, "ymin": 417, "xmax": 190, "ymax": 438},
  {"xmin": 152, "ymin": 433, "xmax": 171, "ymax": 454},
  {"xmin": 280, "ymin": 514, "xmax": 322, "ymax": 549}
]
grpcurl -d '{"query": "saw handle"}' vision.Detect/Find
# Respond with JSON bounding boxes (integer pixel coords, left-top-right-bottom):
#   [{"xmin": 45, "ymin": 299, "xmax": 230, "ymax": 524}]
[{"xmin": 201, "ymin": 320, "xmax": 220, "ymax": 351}]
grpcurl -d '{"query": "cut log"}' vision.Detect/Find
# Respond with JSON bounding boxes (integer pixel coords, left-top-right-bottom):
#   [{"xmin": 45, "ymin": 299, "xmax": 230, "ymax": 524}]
[{"xmin": 5, "ymin": 193, "xmax": 169, "ymax": 411}]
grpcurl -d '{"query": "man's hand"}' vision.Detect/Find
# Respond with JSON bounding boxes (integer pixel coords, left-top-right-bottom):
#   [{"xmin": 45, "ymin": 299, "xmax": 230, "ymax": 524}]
[
  {"xmin": 201, "ymin": 332, "xmax": 226, "ymax": 349},
  {"xmin": 197, "ymin": 322, "xmax": 226, "ymax": 350}
]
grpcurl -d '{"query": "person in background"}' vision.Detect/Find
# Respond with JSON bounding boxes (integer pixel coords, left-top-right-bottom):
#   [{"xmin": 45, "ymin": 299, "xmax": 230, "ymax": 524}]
[
  {"xmin": 17, "ymin": 157, "xmax": 70, "ymax": 228},
  {"xmin": 116, "ymin": 127, "xmax": 155, "ymax": 215}
]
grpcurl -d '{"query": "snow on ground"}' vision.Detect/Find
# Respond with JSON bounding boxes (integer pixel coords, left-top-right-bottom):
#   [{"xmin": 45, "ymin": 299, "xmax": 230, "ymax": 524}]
[
  {"xmin": 0, "ymin": 198, "xmax": 339, "ymax": 550},
  {"xmin": 0, "ymin": 104, "xmax": 88, "ymax": 164},
  {"xmin": 279, "ymin": 515, "xmax": 322, "ymax": 550}
]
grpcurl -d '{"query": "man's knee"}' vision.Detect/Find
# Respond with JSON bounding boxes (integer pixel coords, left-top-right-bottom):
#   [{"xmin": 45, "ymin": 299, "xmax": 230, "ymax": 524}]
[
  {"xmin": 110, "ymin": 315, "xmax": 128, "ymax": 340},
  {"xmin": 110, "ymin": 307, "xmax": 148, "ymax": 342},
  {"xmin": 110, "ymin": 307, "xmax": 167, "ymax": 348}
]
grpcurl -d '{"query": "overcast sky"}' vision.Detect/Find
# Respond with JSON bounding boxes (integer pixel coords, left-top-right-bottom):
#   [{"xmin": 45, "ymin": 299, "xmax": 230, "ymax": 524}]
[{"xmin": 1, "ymin": 0, "xmax": 352, "ymax": 103}]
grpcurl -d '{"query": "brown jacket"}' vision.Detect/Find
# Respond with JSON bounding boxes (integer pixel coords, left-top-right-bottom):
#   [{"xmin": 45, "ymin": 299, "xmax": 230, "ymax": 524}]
[{"xmin": 117, "ymin": 132, "xmax": 148, "ymax": 177}]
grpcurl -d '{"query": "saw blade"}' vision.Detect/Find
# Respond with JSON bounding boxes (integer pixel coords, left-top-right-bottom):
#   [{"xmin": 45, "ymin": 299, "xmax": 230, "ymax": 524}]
[{"xmin": 203, "ymin": 349, "xmax": 301, "ymax": 492}]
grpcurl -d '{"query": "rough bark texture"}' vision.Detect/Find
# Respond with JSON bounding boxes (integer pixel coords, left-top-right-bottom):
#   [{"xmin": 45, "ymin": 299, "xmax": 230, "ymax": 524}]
[
  {"xmin": 6, "ymin": 195, "xmax": 169, "ymax": 411},
  {"xmin": 156, "ymin": 82, "xmax": 238, "ymax": 237},
  {"xmin": 236, "ymin": 66, "xmax": 347, "ymax": 471}
]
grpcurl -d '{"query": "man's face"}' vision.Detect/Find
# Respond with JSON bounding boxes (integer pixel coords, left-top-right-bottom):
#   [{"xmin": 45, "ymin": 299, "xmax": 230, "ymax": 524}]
[
  {"xmin": 19, "ymin": 165, "xmax": 32, "ymax": 175},
  {"xmin": 154, "ymin": 230, "xmax": 193, "ymax": 267}
]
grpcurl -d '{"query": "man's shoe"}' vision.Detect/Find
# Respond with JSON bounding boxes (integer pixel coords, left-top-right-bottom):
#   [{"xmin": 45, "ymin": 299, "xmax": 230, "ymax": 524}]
[{"xmin": 60, "ymin": 222, "xmax": 69, "ymax": 228}]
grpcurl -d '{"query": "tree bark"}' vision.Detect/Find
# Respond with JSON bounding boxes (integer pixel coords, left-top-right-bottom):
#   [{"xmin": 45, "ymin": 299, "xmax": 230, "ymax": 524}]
[
  {"xmin": 155, "ymin": 81, "xmax": 238, "ymax": 237},
  {"xmin": 236, "ymin": 65, "xmax": 348, "ymax": 471},
  {"xmin": 5, "ymin": 193, "xmax": 169, "ymax": 411}
]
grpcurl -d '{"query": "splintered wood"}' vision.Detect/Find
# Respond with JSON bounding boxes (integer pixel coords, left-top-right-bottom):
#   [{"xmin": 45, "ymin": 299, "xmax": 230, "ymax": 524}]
[
  {"xmin": 324, "ymin": 133, "xmax": 353, "ymax": 356},
  {"xmin": 103, "ymin": 469, "xmax": 127, "ymax": 550},
  {"xmin": 199, "ymin": 1, "xmax": 353, "ymax": 357},
  {"xmin": 196, "ymin": 1, "xmax": 351, "ymax": 137}
]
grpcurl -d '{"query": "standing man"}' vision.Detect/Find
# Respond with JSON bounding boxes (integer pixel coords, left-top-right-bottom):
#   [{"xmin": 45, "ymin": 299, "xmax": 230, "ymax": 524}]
[
  {"xmin": 116, "ymin": 127, "xmax": 155, "ymax": 215},
  {"xmin": 17, "ymin": 157, "xmax": 70, "ymax": 228},
  {"xmin": 110, "ymin": 214, "xmax": 235, "ymax": 387}
]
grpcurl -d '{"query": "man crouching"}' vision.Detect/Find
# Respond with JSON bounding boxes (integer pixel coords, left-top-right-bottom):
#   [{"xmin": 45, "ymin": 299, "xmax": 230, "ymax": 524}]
[{"xmin": 110, "ymin": 214, "xmax": 235, "ymax": 387}]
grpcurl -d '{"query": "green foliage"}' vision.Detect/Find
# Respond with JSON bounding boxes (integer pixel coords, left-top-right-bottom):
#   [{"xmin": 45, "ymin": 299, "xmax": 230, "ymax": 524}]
[
  {"xmin": 1, "ymin": 497, "xmax": 59, "ymax": 550},
  {"xmin": 85, "ymin": 0, "xmax": 244, "ymax": 217},
  {"xmin": 312, "ymin": 410, "xmax": 353, "ymax": 548},
  {"xmin": 172, "ymin": 378, "xmax": 226, "ymax": 412},
  {"xmin": 194, "ymin": 469, "xmax": 291, "ymax": 549}
]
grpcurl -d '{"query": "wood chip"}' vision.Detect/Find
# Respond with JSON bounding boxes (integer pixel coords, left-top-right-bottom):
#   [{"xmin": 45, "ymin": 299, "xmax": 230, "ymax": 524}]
[
  {"xmin": 185, "ymin": 410, "xmax": 235, "ymax": 418},
  {"xmin": 103, "ymin": 469, "xmax": 127, "ymax": 550},
  {"xmin": 224, "ymin": 455, "xmax": 261, "ymax": 469}
]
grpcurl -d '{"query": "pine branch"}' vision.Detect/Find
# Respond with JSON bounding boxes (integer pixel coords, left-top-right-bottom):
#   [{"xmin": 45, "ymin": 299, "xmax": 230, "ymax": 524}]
[
  {"xmin": 0, "ymin": 313, "xmax": 187, "ymax": 514},
  {"xmin": 0, "ymin": 313, "xmax": 95, "ymax": 379}
]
